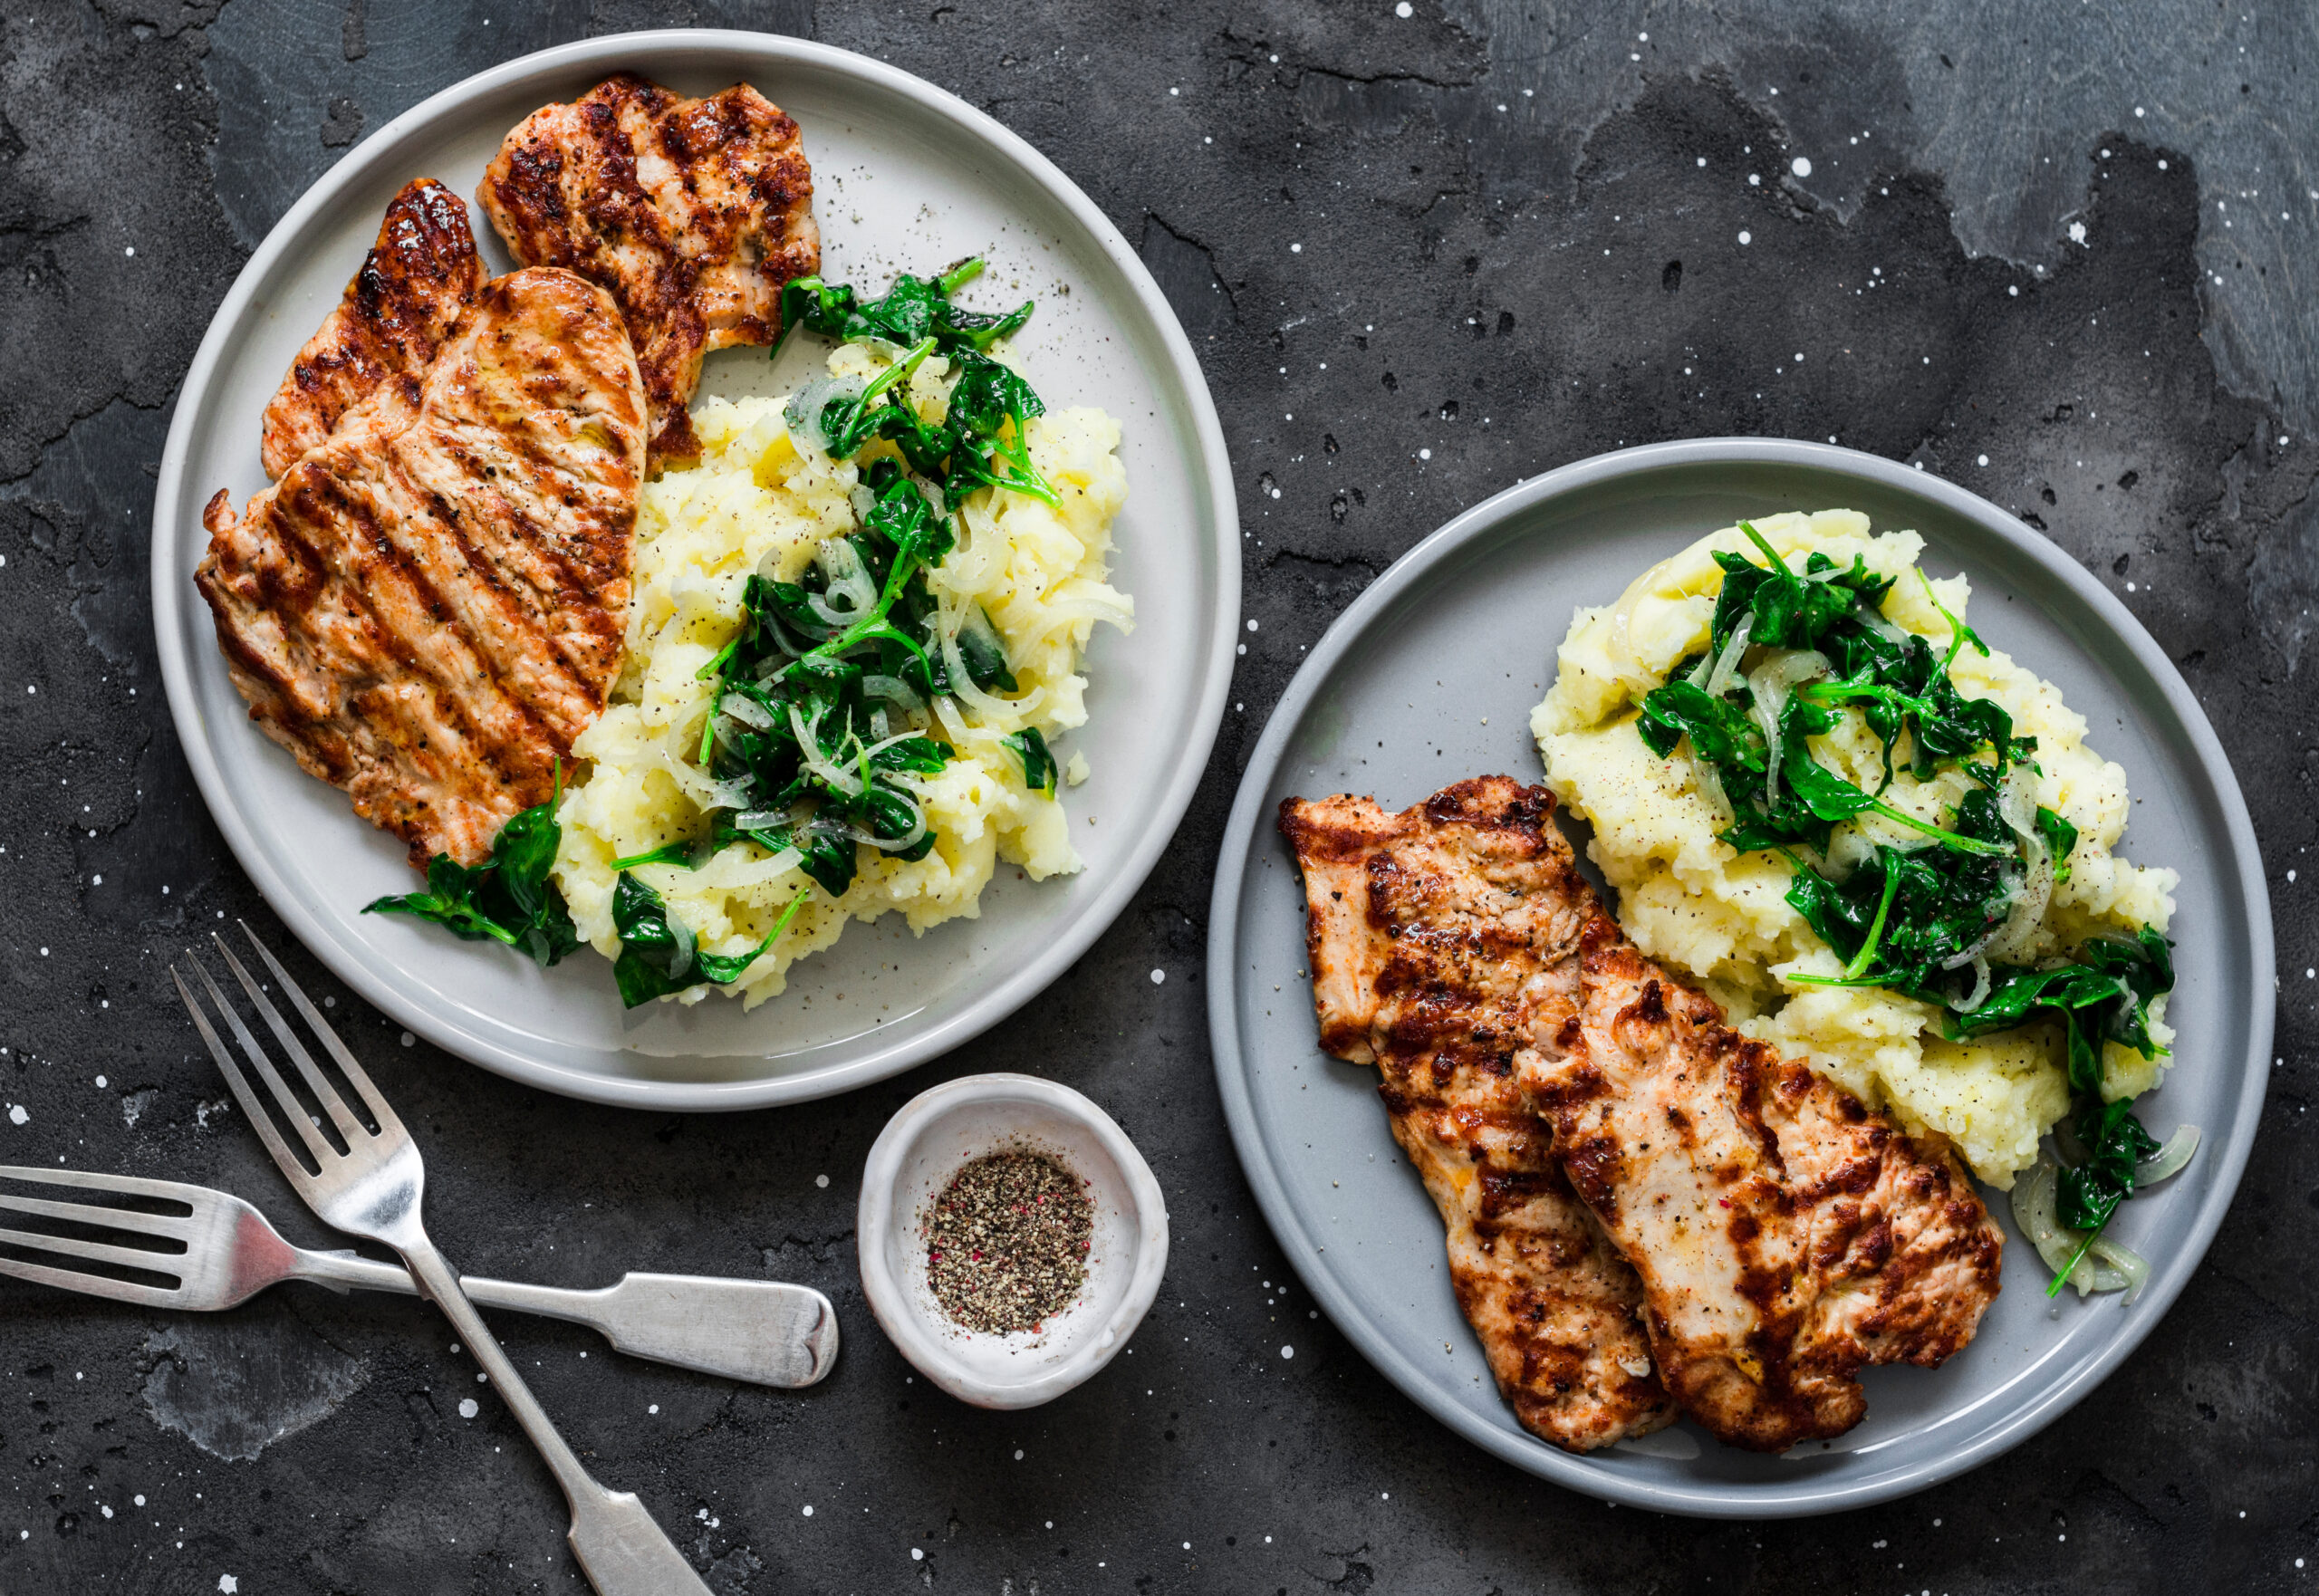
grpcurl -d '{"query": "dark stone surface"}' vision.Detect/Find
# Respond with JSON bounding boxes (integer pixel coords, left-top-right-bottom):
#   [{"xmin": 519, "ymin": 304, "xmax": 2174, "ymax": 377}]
[{"xmin": 1, "ymin": 1, "xmax": 2314, "ymax": 1591}]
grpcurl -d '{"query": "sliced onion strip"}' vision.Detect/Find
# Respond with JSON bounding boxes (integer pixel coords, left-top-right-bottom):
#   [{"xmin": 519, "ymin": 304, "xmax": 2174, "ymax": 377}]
[
  {"xmin": 721, "ymin": 693, "xmax": 774, "ymax": 731},
  {"xmin": 1702, "ymin": 615, "xmax": 1755, "ymax": 698},
  {"xmin": 786, "ymin": 703, "xmax": 865, "ymax": 798},
  {"xmin": 837, "ymin": 808, "xmax": 929, "ymax": 853},
  {"xmin": 1981, "ymin": 763, "xmax": 2054, "ymax": 963},
  {"xmin": 2088, "ymin": 1237, "xmax": 2153, "ymax": 1305},
  {"xmin": 1745, "ymin": 649, "xmax": 1831, "ymax": 807},
  {"xmin": 863, "ymin": 673, "xmax": 927, "ymax": 714},
  {"xmin": 664, "ymin": 912, "xmax": 697, "ymax": 982},
  {"xmin": 2008, "ymin": 1151, "xmax": 2151, "ymax": 1299},
  {"xmin": 1856, "ymin": 606, "xmax": 1910, "ymax": 647},
  {"xmin": 2135, "ymin": 1123, "xmax": 2200, "ymax": 1186},
  {"xmin": 805, "ymin": 538, "xmax": 878, "ymax": 628},
  {"xmin": 1950, "ymin": 954, "xmax": 1992, "ymax": 1014}
]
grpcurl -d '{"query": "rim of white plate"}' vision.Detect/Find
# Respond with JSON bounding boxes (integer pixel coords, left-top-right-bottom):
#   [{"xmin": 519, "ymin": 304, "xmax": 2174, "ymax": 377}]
[{"xmin": 152, "ymin": 31, "xmax": 1239, "ymax": 1110}]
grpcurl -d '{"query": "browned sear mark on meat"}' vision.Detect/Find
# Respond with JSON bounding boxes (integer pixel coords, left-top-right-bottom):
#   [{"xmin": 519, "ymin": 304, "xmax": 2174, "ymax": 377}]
[
  {"xmin": 1518, "ymin": 914, "xmax": 2005, "ymax": 1451},
  {"xmin": 1280, "ymin": 779, "xmax": 1678, "ymax": 1454},
  {"xmin": 260, "ymin": 178, "xmax": 485, "ymax": 480},
  {"xmin": 1283, "ymin": 774, "xmax": 2006, "ymax": 1457},
  {"xmin": 476, "ymin": 72, "xmax": 822, "ymax": 469},
  {"xmin": 197, "ymin": 267, "xmax": 647, "ymax": 870}
]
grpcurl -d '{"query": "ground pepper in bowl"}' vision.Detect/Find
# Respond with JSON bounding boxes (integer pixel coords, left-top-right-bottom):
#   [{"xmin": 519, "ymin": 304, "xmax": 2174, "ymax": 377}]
[{"xmin": 922, "ymin": 1149, "xmax": 1093, "ymax": 1334}]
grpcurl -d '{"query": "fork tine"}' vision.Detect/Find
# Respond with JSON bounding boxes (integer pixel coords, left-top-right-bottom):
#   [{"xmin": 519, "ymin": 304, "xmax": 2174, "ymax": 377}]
[
  {"xmin": 0, "ymin": 1225, "xmax": 183, "ymax": 1274},
  {"xmin": 172, "ymin": 964, "xmax": 320, "ymax": 1185},
  {"xmin": 0, "ymin": 1192, "xmax": 193, "ymax": 1242},
  {"xmin": 0, "ymin": 1165, "xmax": 205, "ymax": 1206},
  {"xmin": 186, "ymin": 955, "xmax": 341, "ymax": 1170},
  {"xmin": 237, "ymin": 922, "xmax": 406, "ymax": 1141},
  {"xmin": 0, "ymin": 1252, "xmax": 181, "ymax": 1308},
  {"xmin": 209, "ymin": 934, "xmax": 365, "ymax": 1147}
]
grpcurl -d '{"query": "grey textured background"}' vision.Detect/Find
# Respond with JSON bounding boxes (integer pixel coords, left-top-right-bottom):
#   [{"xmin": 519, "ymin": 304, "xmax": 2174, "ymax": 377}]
[{"xmin": 1, "ymin": 1, "xmax": 2314, "ymax": 1591}]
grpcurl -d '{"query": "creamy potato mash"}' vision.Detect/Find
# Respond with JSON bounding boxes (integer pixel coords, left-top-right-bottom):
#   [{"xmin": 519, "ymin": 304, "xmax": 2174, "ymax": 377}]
[
  {"xmin": 1532, "ymin": 509, "xmax": 2176, "ymax": 1185},
  {"xmin": 553, "ymin": 354, "xmax": 1131, "ymax": 1006}
]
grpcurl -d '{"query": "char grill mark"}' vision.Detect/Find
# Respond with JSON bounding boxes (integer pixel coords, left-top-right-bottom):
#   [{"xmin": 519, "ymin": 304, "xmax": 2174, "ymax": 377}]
[
  {"xmin": 260, "ymin": 178, "xmax": 485, "ymax": 480},
  {"xmin": 1285, "ymin": 774, "xmax": 2007, "ymax": 1457},
  {"xmin": 1518, "ymin": 916, "xmax": 2006, "ymax": 1452},
  {"xmin": 197, "ymin": 267, "xmax": 647, "ymax": 870},
  {"xmin": 1281, "ymin": 780, "xmax": 1679, "ymax": 1455},
  {"xmin": 477, "ymin": 72, "xmax": 822, "ymax": 469}
]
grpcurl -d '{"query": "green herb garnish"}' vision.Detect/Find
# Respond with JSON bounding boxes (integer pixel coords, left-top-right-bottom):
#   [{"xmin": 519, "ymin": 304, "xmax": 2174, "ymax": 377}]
[
  {"xmin": 688, "ymin": 260, "xmax": 1073, "ymax": 905},
  {"xmin": 611, "ymin": 875, "xmax": 811, "ymax": 1008},
  {"xmin": 778, "ymin": 257, "xmax": 1056, "ymax": 510},
  {"xmin": 1634, "ymin": 524, "xmax": 2181, "ymax": 1285},
  {"xmin": 689, "ymin": 461, "xmax": 973, "ymax": 902},
  {"xmin": 363, "ymin": 765, "xmax": 581, "ymax": 969},
  {"xmin": 1006, "ymin": 726, "xmax": 1058, "ymax": 795}
]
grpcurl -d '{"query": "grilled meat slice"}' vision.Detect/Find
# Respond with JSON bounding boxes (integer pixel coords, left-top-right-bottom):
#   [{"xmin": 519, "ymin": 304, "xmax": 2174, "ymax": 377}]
[
  {"xmin": 477, "ymin": 72, "xmax": 821, "ymax": 469},
  {"xmin": 259, "ymin": 178, "xmax": 485, "ymax": 480},
  {"xmin": 1518, "ymin": 918, "xmax": 2006, "ymax": 1452},
  {"xmin": 1281, "ymin": 780, "xmax": 1678, "ymax": 1454},
  {"xmin": 197, "ymin": 267, "xmax": 647, "ymax": 870}
]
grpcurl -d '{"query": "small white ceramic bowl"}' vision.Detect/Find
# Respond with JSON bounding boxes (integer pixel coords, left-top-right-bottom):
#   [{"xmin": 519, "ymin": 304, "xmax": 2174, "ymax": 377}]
[{"xmin": 857, "ymin": 1073, "xmax": 1168, "ymax": 1409}]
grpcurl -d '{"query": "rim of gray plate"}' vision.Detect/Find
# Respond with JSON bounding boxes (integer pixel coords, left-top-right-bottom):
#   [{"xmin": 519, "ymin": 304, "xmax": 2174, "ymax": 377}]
[
  {"xmin": 1205, "ymin": 437, "xmax": 2273, "ymax": 1516},
  {"xmin": 150, "ymin": 31, "xmax": 1240, "ymax": 1110}
]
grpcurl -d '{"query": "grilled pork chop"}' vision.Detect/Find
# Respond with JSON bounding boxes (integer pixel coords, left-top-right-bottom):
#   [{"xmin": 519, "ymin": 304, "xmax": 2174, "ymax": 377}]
[
  {"xmin": 1281, "ymin": 780, "xmax": 1678, "ymax": 1453},
  {"xmin": 1519, "ymin": 921, "xmax": 2006, "ymax": 1453},
  {"xmin": 477, "ymin": 72, "xmax": 821, "ymax": 469},
  {"xmin": 259, "ymin": 178, "xmax": 485, "ymax": 480},
  {"xmin": 197, "ymin": 267, "xmax": 646, "ymax": 869}
]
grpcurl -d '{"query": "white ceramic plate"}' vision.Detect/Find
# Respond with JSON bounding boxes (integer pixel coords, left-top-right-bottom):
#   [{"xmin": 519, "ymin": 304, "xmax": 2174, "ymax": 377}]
[
  {"xmin": 153, "ymin": 32, "xmax": 1238, "ymax": 1109},
  {"xmin": 1207, "ymin": 441, "xmax": 2271, "ymax": 1515}
]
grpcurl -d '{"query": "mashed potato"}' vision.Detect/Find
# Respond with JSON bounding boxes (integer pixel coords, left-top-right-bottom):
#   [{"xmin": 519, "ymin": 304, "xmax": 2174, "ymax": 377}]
[
  {"xmin": 1531, "ymin": 509, "xmax": 2176, "ymax": 1185},
  {"xmin": 551, "ymin": 346, "xmax": 1131, "ymax": 1006}
]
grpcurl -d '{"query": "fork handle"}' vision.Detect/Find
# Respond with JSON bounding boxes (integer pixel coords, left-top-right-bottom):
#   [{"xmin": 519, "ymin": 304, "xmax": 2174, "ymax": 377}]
[
  {"xmin": 290, "ymin": 1250, "xmax": 839, "ymax": 1387},
  {"xmin": 395, "ymin": 1237, "xmax": 713, "ymax": 1596}
]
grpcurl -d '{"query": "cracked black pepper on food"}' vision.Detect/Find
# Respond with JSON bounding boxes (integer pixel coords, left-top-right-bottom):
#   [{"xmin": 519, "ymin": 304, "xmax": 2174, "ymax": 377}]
[{"xmin": 922, "ymin": 1150, "xmax": 1092, "ymax": 1334}]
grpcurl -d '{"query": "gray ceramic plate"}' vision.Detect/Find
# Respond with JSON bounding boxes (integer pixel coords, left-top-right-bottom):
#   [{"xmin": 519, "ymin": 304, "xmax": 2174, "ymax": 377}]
[
  {"xmin": 1207, "ymin": 439, "xmax": 2271, "ymax": 1516},
  {"xmin": 152, "ymin": 33, "xmax": 1238, "ymax": 1109}
]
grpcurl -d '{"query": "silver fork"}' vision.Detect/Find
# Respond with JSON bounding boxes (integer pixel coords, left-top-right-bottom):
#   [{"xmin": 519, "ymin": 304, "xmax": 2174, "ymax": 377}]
[
  {"xmin": 0, "ymin": 1166, "xmax": 839, "ymax": 1388},
  {"xmin": 173, "ymin": 928, "xmax": 711, "ymax": 1596}
]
